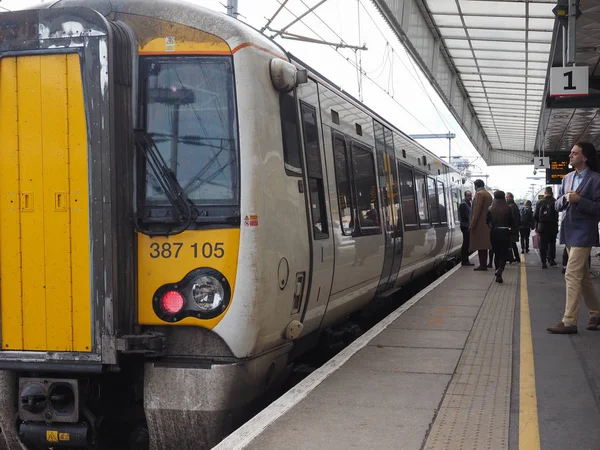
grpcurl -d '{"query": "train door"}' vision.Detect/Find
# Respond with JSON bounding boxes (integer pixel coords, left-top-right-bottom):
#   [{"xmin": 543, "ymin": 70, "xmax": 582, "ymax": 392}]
[
  {"xmin": 296, "ymin": 83, "xmax": 335, "ymax": 334},
  {"xmin": 375, "ymin": 122, "xmax": 403, "ymax": 294}
]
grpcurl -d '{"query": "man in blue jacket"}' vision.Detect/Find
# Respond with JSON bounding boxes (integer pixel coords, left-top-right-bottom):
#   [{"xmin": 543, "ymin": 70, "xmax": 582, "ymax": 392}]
[{"xmin": 547, "ymin": 142, "xmax": 600, "ymax": 334}]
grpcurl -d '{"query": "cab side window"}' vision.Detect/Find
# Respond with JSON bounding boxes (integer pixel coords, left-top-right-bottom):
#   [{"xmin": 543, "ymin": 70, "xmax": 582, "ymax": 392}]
[{"xmin": 279, "ymin": 92, "xmax": 303, "ymax": 176}]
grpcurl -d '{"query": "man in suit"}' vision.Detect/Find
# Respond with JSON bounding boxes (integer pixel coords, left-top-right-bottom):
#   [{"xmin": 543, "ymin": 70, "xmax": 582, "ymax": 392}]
[
  {"xmin": 469, "ymin": 179, "xmax": 493, "ymax": 271},
  {"xmin": 459, "ymin": 191, "xmax": 473, "ymax": 266},
  {"xmin": 547, "ymin": 142, "xmax": 600, "ymax": 334}
]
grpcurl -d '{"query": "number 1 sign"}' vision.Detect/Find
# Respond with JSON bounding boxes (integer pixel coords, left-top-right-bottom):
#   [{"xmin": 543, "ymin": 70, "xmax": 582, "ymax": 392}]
[
  {"xmin": 534, "ymin": 157, "xmax": 549, "ymax": 169},
  {"xmin": 550, "ymin": 66, "xmax": 589, "ymax": 97}
]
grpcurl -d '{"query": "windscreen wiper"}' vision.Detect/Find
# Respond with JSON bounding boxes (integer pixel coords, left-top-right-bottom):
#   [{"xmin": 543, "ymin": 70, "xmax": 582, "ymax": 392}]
[{"xmin": 134, "ymin": 129, "xmax": 197, "ymax": 236}]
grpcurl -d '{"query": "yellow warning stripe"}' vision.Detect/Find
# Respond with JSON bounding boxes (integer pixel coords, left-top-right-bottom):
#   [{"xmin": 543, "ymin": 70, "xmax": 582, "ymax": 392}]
[{"xmin": 519, "ymin": 261, "xmax": 540, "ymax": 449}]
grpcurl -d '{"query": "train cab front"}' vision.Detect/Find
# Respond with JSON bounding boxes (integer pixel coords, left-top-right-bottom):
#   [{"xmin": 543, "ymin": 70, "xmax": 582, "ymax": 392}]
[{"xmin": 0, "ymin": 2, "xmax": 252, "ymax": 448}]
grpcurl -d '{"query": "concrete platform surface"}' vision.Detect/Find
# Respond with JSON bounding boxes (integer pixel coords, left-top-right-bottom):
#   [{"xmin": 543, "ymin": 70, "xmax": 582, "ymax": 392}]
[{"xmin": 214, "ymin": 245, "xmax": 600, "ymax": 450}]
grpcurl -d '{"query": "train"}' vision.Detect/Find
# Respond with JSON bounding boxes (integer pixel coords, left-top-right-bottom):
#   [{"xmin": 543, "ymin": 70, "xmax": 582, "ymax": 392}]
[{"xmin": 0, "ymin": 1, "xmax": 474, "ymax": 448}]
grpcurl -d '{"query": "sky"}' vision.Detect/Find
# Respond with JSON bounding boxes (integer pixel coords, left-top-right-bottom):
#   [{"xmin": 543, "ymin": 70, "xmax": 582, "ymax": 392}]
[{"xmin": 0, "ymin": 0, "xmax": 549, "ymax": 199}]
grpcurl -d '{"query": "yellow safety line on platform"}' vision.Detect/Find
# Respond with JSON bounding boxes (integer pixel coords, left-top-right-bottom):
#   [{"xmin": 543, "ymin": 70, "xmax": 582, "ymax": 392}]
[{"xmin": 519, "ymin": 261, "xmax": 540, "ymax": 449}]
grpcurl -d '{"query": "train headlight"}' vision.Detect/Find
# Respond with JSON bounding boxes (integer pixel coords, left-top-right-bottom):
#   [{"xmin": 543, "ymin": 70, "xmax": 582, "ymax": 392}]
[
  {"xmin": 153, "ymin": 268, "xmax": 231, "ymax": 322},
  {"xmin": 191, "ymin": 276, "xmax": 225, "ymax": 312}
]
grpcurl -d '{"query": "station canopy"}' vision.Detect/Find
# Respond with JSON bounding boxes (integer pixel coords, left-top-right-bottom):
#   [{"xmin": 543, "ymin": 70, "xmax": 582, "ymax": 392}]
[{"xmin": 373, "ymin": 0, "xmax": 560, "ymax": 166}]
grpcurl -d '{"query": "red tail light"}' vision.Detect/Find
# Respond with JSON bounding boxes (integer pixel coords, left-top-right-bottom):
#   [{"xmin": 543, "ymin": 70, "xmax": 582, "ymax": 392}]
[{"xmin": 161, "ymin": 291, "xmax": 184, "ymax": 314}]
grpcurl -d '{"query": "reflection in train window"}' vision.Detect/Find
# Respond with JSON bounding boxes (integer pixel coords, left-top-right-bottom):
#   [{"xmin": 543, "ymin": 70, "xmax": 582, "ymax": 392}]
[
  {"xmin": 351, "ymin": 143, "xmax": 381, "ymax": 234},
  {"xmin": 300, "ymin": 103, "xmax": 328, "ymax": 240},
  {"xmin": 141, "ymin": 56, "xmax": 238, "ymax": 206},
  {"xmin": 428, "ymin": 177, "xmax": 440, "ymax": 225},
  {"xmin": 453, "ymin": 188, "xmax": 460, "ymax": 224},
  {"xmin": 397, "ymin": 164, "xmax": 418, "ymax": 230},
  {"xmin": 437, "ymin": 180, "xmax": 447, "ymax": 224},
  {"xmin": 333, "ymin": 136, "xmax": 354, "ymax": 235},
  {"xmin": 280, "ymin": 92, "xmax": 303, "ymax": 176},
  {"xmin": 415, "ymin": 174, "xmax": 430, "ymax": 225},
  {"xmin": 309, "ymin": 178, "xmax": 328, "ymax": 238}
]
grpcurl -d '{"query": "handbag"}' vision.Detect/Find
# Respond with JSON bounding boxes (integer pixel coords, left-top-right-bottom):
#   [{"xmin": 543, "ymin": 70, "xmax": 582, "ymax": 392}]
[{"xmin": 532, "ymin": 232, "xmax": 539, "ymax": 249}]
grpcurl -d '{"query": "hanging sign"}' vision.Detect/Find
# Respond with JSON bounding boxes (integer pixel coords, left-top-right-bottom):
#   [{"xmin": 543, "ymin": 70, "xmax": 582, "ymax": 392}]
[
  {"xmin": 534, "ymin": 157, "xmax": 549, "ymax": 169},
  {"xmin": 550, "ymin": 66, "xmax": 588, "ymax": 97}
]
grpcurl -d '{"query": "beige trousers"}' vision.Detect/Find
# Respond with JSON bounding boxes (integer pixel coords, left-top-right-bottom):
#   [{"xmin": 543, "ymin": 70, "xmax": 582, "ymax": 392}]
[{"xmin": 563, "ymin": 246, "xmax": 600, "ymax": 326}]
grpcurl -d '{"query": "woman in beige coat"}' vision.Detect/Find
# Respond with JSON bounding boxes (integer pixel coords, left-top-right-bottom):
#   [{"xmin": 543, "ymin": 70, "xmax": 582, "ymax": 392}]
[{"xmin": 469, "ymin": 179, "xmax": 493, "ymax": 270}]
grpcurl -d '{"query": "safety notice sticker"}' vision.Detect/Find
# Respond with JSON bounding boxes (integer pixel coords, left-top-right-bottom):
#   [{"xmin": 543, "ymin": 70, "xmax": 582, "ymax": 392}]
[{"xmin": 244, "ymin": 215, "xmax": 258, "ymax": 227}]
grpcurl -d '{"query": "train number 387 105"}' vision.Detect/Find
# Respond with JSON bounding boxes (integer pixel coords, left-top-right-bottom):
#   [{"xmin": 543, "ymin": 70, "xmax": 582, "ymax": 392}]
[{"xmin": 149, "ymin": 242, "xmax": 225, "ymax": 259}]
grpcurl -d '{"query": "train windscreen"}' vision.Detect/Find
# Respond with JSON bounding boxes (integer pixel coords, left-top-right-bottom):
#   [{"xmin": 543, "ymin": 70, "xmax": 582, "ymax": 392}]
[{"xmin": 140, "ymin": 56, "xmax": 239, "ymax": 207}]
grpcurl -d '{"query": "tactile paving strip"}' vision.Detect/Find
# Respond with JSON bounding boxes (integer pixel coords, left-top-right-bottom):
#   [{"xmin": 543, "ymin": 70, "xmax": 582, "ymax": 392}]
[{"xmin": 423, "ymin": 265, "xmax": 518, "ymax": 450}]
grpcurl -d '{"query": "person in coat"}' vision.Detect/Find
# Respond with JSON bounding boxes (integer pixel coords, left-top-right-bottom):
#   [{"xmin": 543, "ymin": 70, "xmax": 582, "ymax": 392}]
[
  {"xmin": 547, "ymin": 142, "xmax": 600, "ymax": 334},
  {"xmin": 469, "ymin": 179, "xmax": 493, "ymax": 271},
  {"xmin": 519, "ymin": 200, "xmax": 535, "ymax": 253},
  {"xmin": 534, "ymin": 186, "xmax": 559, "ymax": 268},
  {"xmin": 459, "ymin": 191, "xmax": 473, "ymax": 266},
  {"xmin": 506, "ymin": 192, "xmax": 521, "ymax": 263},
  {"xmin": 486, "ymin": 190, "xmax": 517, "ymax": 284}
]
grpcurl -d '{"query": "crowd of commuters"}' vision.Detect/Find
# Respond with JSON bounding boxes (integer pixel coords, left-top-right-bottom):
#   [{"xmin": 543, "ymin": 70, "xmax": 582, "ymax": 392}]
[{"xmin": 459, "ymin": 141, "xmax": 600, "ymax": 334}]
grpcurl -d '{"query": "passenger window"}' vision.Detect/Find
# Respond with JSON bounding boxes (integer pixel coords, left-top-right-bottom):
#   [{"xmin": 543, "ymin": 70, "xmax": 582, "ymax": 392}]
[
  {"xmin": 333, "ymin": 135, "xmax": 354, "ymax": 235},
  {"xmin": 453, "ymin": 188, "xmax": 460, "ymax": 223},
  {"xmin": 351, "ymin": 142, "xmax": 381, "ymax": 234},
  {"xmin": 280, "ymin": 92, "xmax": 303, "ymax": 176},
  {"xmin": 437, "ymin": 180, "xmax": 447, "ymax": 224},
  {"xmin": 428, "ymin": 177, "xmax": 440, "ymax": 225},
  {"xmin": 300, "ymin": 103, "xmax": 328, "ymax": 240},
  {"xmin": 415, "ymin": 174, "xmax": 430, "ymax": 225},
  {"xmin": 397, "ymin": 164, "xmax": 418, "ymax": 230}
]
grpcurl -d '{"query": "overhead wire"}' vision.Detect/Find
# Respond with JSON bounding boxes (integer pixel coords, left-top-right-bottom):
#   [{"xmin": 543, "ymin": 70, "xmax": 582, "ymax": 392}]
[
  {"xmin": 357, "ymin": 0, "xmax": 477, "ymax": 159},
  {"xmin": 268, "ymin": 0, "xmax": 442, "ymax": 137}
]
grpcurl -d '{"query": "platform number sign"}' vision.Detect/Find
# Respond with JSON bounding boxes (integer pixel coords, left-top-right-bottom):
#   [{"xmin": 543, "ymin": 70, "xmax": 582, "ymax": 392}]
[
  {"xmin": 550, "ymin": 67, "xmax": 589, "ymax": 97},
  {"xmin": 534, "ymin": 157, "xmax": 549, "ymax": 169}
]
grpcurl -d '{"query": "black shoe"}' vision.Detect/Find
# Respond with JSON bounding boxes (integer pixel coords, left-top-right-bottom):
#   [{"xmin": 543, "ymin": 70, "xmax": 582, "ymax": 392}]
[
  {"xmin": 495, "ymin": 275, "xmax": 503, "ymax": 284},
  {"xmin": 549, "ymin": 259, "xmax": 557, "ymax": 266},
  {"xmin": 526, "ymin": 248, "xmax": 530, "ymax": 253},
  {"xmin": 542, "ymin": 264, "xmax": 548, "ymax": 269},
  {"xmin": 487, "ymin": 263, "xmax": 493, "ymax": 268},
  {"xmin": 462, "ymin": 262, "xmax": 474, "ymax": 266},
  {"xmin": 561, "ymin": 267, "xmax": 566, "ymax": 274},
  {"xmin": 521, "ymin": 249, "xmax": 525, "ymax": 254}
]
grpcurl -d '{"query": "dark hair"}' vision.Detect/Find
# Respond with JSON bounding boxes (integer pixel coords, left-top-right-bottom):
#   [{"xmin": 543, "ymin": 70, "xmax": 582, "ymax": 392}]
[
  {"xmin": 545, "ymin": 186, "xmax": 553, "ymax": 195},
  {"xmin": 474, "ymin": 179, "xmax": 484, "ymax": 189},
  {"xmin": 575, "ymin": 141, "xmax": 598, "ymax": 172},
  {"xmin": 490, "ymin": 191, "xmax": 510, "ymax": 222},
  {"xmin": 525, "ymin": 200, "xmax": 532, "ymax": 207}
]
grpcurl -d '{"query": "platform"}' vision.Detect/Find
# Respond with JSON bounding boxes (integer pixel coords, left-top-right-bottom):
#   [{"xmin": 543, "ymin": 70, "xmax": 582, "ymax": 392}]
[{"xmin": 214, "ymin": 246, "xmax": 600, "ymax": 450}]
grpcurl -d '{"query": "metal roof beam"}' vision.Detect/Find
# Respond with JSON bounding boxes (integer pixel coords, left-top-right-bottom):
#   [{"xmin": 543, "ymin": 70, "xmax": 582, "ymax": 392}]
[
  {"xmin": 447, "ymin": 46, "xmax": 550, "ymax": 55},
  {"xmin": 435, "ymin": 24, "xmax": 553, "ymax": 32},
  {"xmin": 438, "ymin": 35, "xmax": 550, "ymax": 44},
  {"xmin": 432, "ymin": 12, "xmax": 552, "ymax": 20}
]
